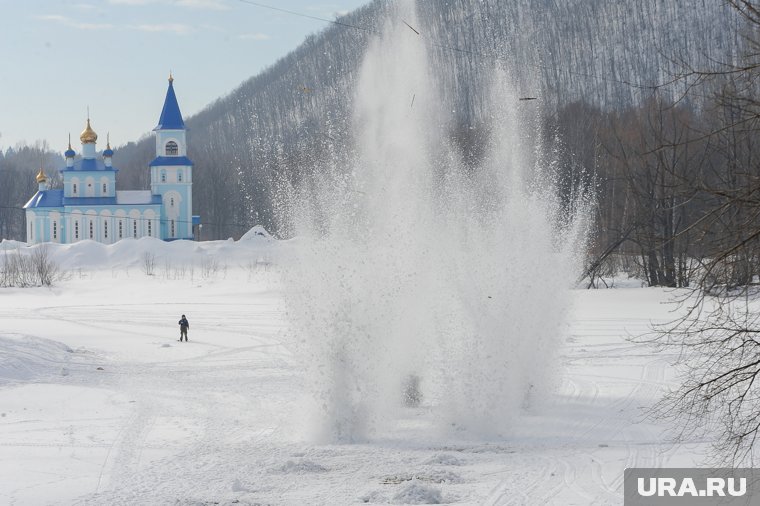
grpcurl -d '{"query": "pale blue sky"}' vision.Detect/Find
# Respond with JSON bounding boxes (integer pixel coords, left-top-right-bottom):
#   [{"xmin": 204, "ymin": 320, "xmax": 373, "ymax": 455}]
[{"xmin": 0, "ymin": 0, "xmax": 369, "ymax": 153}]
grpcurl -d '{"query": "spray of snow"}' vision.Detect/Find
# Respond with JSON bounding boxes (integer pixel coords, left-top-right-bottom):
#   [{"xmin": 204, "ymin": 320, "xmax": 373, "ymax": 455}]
[{"xmin": 279, "ymin": 2, "xmax": 590, "ymax": 442}]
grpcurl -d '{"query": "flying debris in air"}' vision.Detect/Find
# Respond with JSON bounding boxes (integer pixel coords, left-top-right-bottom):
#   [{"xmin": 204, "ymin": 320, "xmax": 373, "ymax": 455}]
[{"xmin": 402, "ymin": 20, "xmax": 420, "ymax": 35}]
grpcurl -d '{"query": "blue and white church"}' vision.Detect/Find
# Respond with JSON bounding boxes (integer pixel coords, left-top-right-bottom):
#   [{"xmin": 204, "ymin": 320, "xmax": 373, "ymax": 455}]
[{"xmin": 24, "ymin": 76, "xmax": 198, "ymax": 244}]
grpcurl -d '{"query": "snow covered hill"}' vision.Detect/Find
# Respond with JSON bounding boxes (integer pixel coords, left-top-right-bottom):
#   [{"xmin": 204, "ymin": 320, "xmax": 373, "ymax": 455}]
[{"xmin": 0, "ymin": 236, "xmax": 706, "ymax": 505}]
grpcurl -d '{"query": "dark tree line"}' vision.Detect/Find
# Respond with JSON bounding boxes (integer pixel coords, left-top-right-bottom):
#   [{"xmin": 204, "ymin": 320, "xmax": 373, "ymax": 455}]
[
  {"xmin": 568, "ymin": 73, "xmax": 760, "ymax": 290},
  {"xmin": 0, "ymin": 144, "xmax": 62, "ymax": 241}
]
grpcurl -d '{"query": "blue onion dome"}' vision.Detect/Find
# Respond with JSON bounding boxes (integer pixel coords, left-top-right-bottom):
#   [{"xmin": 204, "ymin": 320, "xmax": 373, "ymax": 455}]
[
  {"xmin": 103, "ymin": 134, "xmax": 114, "ymax": 157},
  {"xmin": 64, "ymin": 135, "xmax": 75, "ymax": 158}
]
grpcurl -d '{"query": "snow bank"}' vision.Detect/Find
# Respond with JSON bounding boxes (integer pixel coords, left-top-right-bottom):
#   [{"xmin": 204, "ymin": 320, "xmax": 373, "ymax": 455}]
[
  {"xmin": 391, "ymin": 481, "xmax": 445, "ymax": 504},
  {"xmin": 1, "ymin": 226, "xmax": 278, "ymax": 272},
  {"xmin": 0, "ymin": 335, "xmax": 74, "ymax": 384},
  {"xmin": 272, "ymin": 459, "xmax": 329, "ymax": 474},
  {"xmin": 423, "ymin": 454, "xmax": 463, "ymax": 466},
  {"xmin": 239, "ymin": 225, "xmax": 274, "ymax": 241}
]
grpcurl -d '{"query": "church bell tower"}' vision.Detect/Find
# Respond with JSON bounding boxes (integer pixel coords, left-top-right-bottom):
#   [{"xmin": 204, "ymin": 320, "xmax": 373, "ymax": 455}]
[{"xmin": 150, "ymin": 73, "xmax": 194, "ymax": 240}]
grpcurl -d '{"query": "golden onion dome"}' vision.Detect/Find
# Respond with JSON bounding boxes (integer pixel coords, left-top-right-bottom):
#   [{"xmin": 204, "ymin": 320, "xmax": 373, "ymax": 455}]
[
  {"xmin": 35, "ymin": 168, "xmax": 47, "ymax": 183},
  {"xmin": 80, "ymin": 118, "xmax": 98, "ymax": 144}
]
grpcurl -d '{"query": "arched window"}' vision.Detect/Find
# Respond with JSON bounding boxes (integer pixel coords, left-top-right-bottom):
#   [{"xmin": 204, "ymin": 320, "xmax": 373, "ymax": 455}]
[
  {"xmin": 178, "ymin": 171, "xmax": 182, "ymax": 182},
  {"xmin": 148, "ymin": 221, "xmax": 152, "ymax": 237},
  {"xmin": 171, "ymin": 220, "xmax": 175, "ymax": 237},
  {"xmin": 133, "ymin": 220, "xmax": 138, "ymax": 238},
  {"xmin": 102, "ymin": 183, "xmax": 107, "ymax": 194},
  {"xmin": 53, "ymin": 221, "xmax": 57, "ymax": 240},
  {"xmin": 75, "ymin": 221, "xmax": 79, "ymax": 239},
  {"xmin": 73, "ymin": 183, "xmax": 78, "ymax": 195},
  {"xmin": 170, "ymin": 197, "xmax": 175, "ymax": 207},
  {"xmin": 161, "ymin": 171, "xmax": 167, "ymax": 183},
  {"xmin": 89, "ymin": 221, "xmax": 94, "ymax": 239},
  {"xmin": 119, "ymin": 220, "xmax": 123, "ymax": 239},
  {"xmin": 104, "ymin": 221, "xmax": 108, "ymax": 239},
  {"xmin": 165, "ymin": 141, "xmax": 178, "ymax": 156}
]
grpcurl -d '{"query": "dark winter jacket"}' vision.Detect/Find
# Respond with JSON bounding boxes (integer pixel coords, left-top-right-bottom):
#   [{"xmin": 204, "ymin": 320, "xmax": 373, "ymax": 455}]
[{"xmin": 179, "ymin": 318, "xmax": 189, "ymax": 329}]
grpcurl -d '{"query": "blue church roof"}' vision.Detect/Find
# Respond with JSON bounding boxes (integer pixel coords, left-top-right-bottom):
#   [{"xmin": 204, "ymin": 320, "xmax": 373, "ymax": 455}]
[
  {"xmin": 59, "ymin": 195, "xmax": 162, "ymax": 206},
  {"xmin": 60, "ymin": 158, "xmax": 119, "ymax": 173},
  {"xmin": 154, "ymin": 79, "xmax": 185, "ymax": 130},
  {"xmin": 62, "ymin": 197, "xmax": 118, "ymax": 206},
  {"xmin": 24, "ymin": 192, "xmax": 163, "ymax": 209},
  {"xmin": 24, "ymin": 190, "xmax": 64, "ymax": 209},
  {"xmin": 149, "ymin": 156, "xmax": 194, "ymax": 167}
]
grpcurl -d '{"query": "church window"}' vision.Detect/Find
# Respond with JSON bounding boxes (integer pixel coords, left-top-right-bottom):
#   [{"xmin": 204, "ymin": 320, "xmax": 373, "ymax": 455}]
[
  {"xmin": 161, "ymin": 171, "xmax": 167, "ymax": 183},
  {"xmin": 178, "ymin": 171, "xmax": 182, "ymax": 182},
  {"xmin": 148, "ymin": 221, "xmax": 152, "ymax": 237},
  {"xmin": 75, "ymin": 222, "xmax": 79, "ymax": 239},
  {"xmin": 104, "ymin": 221, "xmax": 108, "ymax": 239},
  {"xmin": 166, "ymin": 141, "xmax": 178, "ymax": 156},
  {"xmin": 53, "ymin": 221, "xmax": 57, "ymax": 240},
  {"xmin": 133, "ymin": 220, "xmax": 138, "ymax": 238},
  {"xmin": 171, "ymin": 220, "xmax": 175, "ymax": 237},
  {"xmin": 103, "ymin": 183, "xmax": 107, "ymax": 194},
  {"xmin": 89, "ymin": 221, "xmax": 94, "ymax": 239},
  {"xmin": 170, "ymin": 197, "xmax": 175, "ymax": 207},
  {"xmin": 119, "ymin": 220, "xmax": 123, "ymax": 239},
  {"xmin": 73, "ymin": 183, "xmax": 78, "ymax": 195}
]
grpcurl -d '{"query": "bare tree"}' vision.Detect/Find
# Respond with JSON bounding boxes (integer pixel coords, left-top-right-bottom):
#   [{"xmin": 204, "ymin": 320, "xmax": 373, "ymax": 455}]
[
  {"xmin": 141, "ymin": 251, "xmax": 156, "ymax": 276},
  {"xmin": 0, "ymin": 246, "xmax": 62, "ymax": 287},
  {"xmin": 642, "ymin": 0, "xmax": 760, "ymax": 465},
  {"xmin": 31, "ymin": 245, "xmax": 60, "ymax": 286}
]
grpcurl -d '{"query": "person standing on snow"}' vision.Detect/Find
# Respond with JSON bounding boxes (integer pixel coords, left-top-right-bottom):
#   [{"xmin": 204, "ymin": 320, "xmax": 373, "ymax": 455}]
[{"xmin": 178, "ymin": 315, "xmax": 190, "ymax": 342}]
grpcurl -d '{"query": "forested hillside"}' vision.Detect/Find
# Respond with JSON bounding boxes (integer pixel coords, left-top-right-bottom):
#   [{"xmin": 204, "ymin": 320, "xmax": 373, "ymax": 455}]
[
  {"xmin": 106, "ymin": 0, "xmax": 740, "ymax": 241},
  {"xmin": 2, "ymin": 0, "xmax": 750, "ymax": 289}
]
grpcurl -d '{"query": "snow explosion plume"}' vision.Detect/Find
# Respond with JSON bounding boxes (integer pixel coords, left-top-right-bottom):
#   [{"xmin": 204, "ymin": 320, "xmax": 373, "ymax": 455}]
[{"xmin": 278, "ymin": 3, "xmax": 590, "ymax": 442}]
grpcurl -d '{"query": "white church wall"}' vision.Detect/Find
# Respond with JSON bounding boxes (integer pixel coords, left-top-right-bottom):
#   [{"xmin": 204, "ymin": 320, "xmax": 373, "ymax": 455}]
[
  {"xmin": 85, "ymin": 211, "xmax": 97, "ymax": 240},
  {"xmin": 100, "ymin": 210, "xmax": 112, "ymax": 243},
  {"xmin": 70, "ymin": 211, "xmax": 83, "ymax": 242},
  {"xmin": 27, "ymin": 211, "xmax": 36, "ymax": 243},
  {"xmin": 50, "ymin": 212, "xmax": 61, "ymax": 243},
  {"xmin": 129, "ymin": 210, "xmax": 141, "ymax": 238},
  {"xmin": 85, "ymin": 177, "xmax": 95, "ymax": 197}
]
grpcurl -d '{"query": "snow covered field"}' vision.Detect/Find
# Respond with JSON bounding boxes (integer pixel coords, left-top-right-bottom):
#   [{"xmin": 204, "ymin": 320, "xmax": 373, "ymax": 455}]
[{"xmin": 0, "ymin": 236, "xmax": 705, "ymax": 505}]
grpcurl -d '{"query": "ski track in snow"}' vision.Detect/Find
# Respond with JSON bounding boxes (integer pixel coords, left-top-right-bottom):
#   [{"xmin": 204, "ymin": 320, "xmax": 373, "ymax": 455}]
[{"xmin": 0, "ymin": 274, "xmax": 706, "ymax": 505}]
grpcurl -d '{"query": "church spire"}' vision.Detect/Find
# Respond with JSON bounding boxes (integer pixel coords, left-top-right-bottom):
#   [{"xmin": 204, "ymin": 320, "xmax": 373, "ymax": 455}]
[
  {"xmin": 103, "ymin": 133, "xmax": 114, "ymax": 167},
  {"xmin": 154, "ymin": 74, "xmax": 185, "ymax": 130},
  {"xmin": 65, "ymin": 133, "xmax": 75, "ymax": 167}
]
